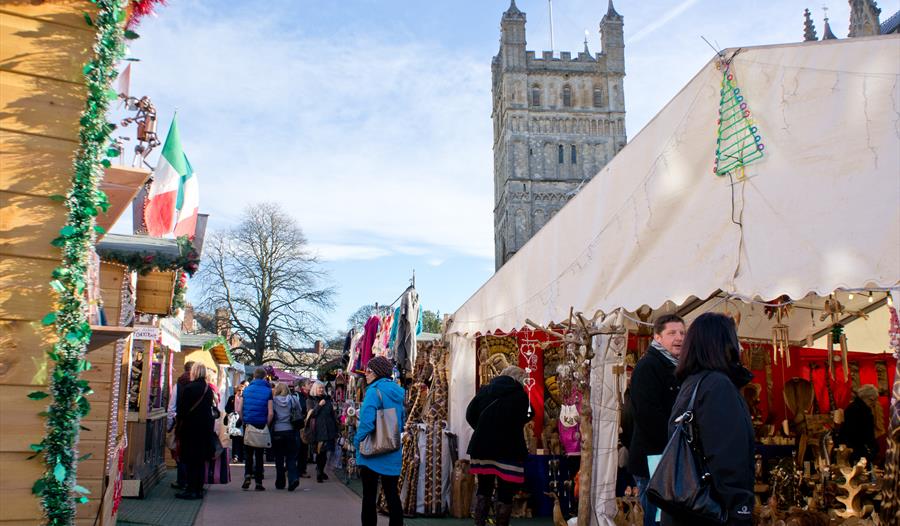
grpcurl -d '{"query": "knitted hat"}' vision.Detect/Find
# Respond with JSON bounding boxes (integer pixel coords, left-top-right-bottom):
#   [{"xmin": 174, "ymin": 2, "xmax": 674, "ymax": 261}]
[{"xmin": 367, "ymin": 356, "xmax": 393, "ymax": 379}]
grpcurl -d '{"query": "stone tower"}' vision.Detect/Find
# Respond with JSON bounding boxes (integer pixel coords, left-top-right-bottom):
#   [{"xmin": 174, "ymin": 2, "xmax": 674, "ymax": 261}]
[
  {"xmin": 848, "ymin": 0, "xmax": 882, "ymax": 37},
  {"xmin": 492, "ymin": 0, "xmax": 626, "ymax": 269}
]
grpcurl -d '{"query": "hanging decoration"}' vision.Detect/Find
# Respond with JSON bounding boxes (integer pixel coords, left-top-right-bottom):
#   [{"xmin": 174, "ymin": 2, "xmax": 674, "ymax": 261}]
[
  {"xmin": 713, "ymin": 60, "xmax": 765, "ymax": 178},
  {"xmin": 765, "ymin": 296, "xmax": 792, "ymax": 367},
  {"xmin": 127, "ymin": 0, "xmax": 167, "ymax": 28},
  {"xmin": 820, "ymin": 296, "xmax": 851, "ymax": 380},
  {"xmin": 880, "ymin": 303, "xmax": 900, "ymax": 524},
  {"xmin": 28, "ymin": 0, "xmax": 131, "ymax": 523}
]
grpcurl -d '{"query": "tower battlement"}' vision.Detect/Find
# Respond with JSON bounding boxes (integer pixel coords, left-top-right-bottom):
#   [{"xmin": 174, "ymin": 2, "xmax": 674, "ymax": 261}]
[{"xmin": 492, "ymin": 0, "xmax": 626, "ymax": 269}]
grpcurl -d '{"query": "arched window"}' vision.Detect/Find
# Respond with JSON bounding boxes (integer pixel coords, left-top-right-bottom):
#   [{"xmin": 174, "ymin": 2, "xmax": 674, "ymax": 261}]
[
  {"xmin": 562, "ymin": 85, "xmax": 573, "ymax": 107},
  {"xmin": 593, "ymin": 87, "xmax": 604, "ymax": 107},
  {"xmin": 571, "ymin": 145, "xmax": 577, "ymax": 164},
  {"xmin": 531, "ymin": 85, "xmax": 542, "ymax": 107},
  {"xmin": 558, "ymin": 144, "xmax": 564, "ymax": 164}
]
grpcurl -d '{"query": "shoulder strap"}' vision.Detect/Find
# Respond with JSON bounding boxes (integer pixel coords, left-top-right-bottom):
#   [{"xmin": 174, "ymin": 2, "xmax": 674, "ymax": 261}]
[
  {"xmin": 189, "ymin": 383, "xmax": 209, "ymax": 414},
  {"xmin": 685, "ymin": 372, "xmax": 712, "ymax": 412}
]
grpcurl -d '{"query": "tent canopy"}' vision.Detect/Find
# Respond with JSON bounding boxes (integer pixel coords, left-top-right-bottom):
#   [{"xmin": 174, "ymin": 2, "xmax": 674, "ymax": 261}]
[{"xmin": 449, "ymin": 36, "xmax": 899, "ymax": 339}]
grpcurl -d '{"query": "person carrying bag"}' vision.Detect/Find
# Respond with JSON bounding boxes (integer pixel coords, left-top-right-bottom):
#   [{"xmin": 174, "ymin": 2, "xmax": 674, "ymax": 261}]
[
  {"xmin": 648, "ymin": 313, "xmax": 755, "ymax": 526},
  {"xmin": 354, "ymin": 357, "xmax": 406, "ymax": 526}
]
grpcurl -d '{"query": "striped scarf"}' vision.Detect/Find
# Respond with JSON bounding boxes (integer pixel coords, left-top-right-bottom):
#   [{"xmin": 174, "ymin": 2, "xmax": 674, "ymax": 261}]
[{"xmin": 651, "ymin": 340, "xmax": 679, "ymax": 366}]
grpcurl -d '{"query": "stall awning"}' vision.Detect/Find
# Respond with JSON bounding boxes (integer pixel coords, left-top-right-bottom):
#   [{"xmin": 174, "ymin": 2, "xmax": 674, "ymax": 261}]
[
  {"xmin": 95, "ymin": 166, "xmax": 151, "ymax": 240},
  {"xmin": 181, "ymin": 333, "xmax": 233, "ymax": 365},
  {"xmin": 450, "ymin": 36, "xmax": 900, "ymax": 337}
]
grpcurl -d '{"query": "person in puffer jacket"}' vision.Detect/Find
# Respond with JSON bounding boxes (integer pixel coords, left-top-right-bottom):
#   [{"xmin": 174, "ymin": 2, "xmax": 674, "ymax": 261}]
[
  {"xmin": 237, "ymin": 367, "xmax": 272, "ymax": 491},
  {"xmin": 354, "ymin": 356, "xmax": 406, "ymax": 526}
]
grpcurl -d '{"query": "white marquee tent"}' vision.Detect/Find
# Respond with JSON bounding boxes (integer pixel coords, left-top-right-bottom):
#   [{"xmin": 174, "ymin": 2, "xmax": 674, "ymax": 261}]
[{"xmin": 447, "ymin": 35, "xmax": 900, "ymax": 524}]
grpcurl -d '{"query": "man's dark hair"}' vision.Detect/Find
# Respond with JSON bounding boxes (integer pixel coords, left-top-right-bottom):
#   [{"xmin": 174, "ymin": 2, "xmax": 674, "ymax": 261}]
[
  {"xmin": 652, "ymin": 314, "xmax": 684, "ymax": 335},
  {"xmin": 183, "ymin": 360, "xmax": 196, "ymax": 372},
  {"xmin": 253, "ymin": 368, "xmax": 267, "ymax": 380},
  {"xmin": 675, "ymin": 312, "xmax": 741, "ymax": 382}
]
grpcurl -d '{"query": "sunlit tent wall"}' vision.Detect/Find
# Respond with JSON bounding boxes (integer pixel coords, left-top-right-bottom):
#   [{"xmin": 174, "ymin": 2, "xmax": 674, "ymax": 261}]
[{"xmin": 447, "ymin": 36, "xmax": 899, "ymax": 524}]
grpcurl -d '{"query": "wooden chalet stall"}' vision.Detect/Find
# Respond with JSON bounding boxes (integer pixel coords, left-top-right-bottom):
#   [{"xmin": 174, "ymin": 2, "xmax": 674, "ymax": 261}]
[
  {"xmin": 95, "ymin": 234, "xmax": 192, "ymax": 497},
  {"xmin": 0, "ymin": 2, "xmax": 152, "ymax": 523}
]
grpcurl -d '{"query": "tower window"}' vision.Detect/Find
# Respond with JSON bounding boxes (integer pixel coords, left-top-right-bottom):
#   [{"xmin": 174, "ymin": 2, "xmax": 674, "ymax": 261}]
[
  {"xmin": 562, "ymin": 85, "xmax": 573, "ymax": 108},
  {"xmin": 571, "ymin": 145, "xmax": 577, "ymax": 164},
  {"xmin": 558, "ymin": 144, "xmax": 564, "ymax": 164},
  {"xmin": 593, "ymin": 87, "xmax": 604, "ymax": 107},
  {"xmin": 531, "ymin": 85, "xmax": 542, "ymax": 107}
]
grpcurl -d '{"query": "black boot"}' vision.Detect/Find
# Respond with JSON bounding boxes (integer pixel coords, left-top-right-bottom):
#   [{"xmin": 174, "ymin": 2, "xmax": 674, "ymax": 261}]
[
  {"xmin": 473, "ymin": 495, "xmax": 490, "ymax": 526},
  {"xmin": 495, "ymin": 501, "xmax": 513, "ymax": 526}
]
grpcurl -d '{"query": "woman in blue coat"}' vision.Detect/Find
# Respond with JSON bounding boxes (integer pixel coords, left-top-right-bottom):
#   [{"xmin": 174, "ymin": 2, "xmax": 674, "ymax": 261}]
[{"xmin": 354, "ymin": 356, "xmax": 405, "ymax": 526}]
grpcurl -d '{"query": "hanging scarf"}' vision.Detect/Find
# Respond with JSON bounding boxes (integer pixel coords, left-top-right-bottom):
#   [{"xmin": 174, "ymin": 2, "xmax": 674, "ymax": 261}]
[{"xmin": 650, "ymin": 340, "xmax": 679, "ymax": 366}]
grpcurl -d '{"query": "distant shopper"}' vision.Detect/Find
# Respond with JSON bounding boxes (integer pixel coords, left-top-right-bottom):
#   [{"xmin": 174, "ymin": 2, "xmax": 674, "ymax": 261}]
[
  {"xmin": 663, "ymin": 312, "xmax": 754, "ymax": 525},
  {"xmin": 225, "ymin": 381, "xmax": 248, "ymax": 462},
  {"xmin": 167, "ymin": 361, "xmax": 195, "ymax": 490},
  {"xmin": 838, "ymin": 384, "xmax": 879, "ymax": 464},
  {"xmin": 354, "ymin": 356, "xmax": 405, "ymax": 526},
  {"xmin": 272, "ymin": 382, "xmax": 301, "ymax": 491},
  {"xmin": 307, "ymin": 380, "xmax": 339, "ymax": 483},
  {"xmin": 237, "ymin": 368, "xmax": 273, "ymax": 490},
  {"xmin": 466, "ymin": 366, "xmax": 532, "ymax": 526},
  {"xmin": 174, "ymin": 362, "xmax": 216, "ymax": 500},
  {"xmin": 629, "ymin": 314, "xmax": 684, "ymax": 525},
  {"xmin": 294, "ymin": 379, "xmax": 311, "ymax": 478}
]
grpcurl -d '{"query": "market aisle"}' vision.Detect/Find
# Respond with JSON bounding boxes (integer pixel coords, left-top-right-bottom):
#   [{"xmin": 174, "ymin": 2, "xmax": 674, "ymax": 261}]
[{"xmin": 194, "ymin": 464, "xmax": 383, "ymax": 525}]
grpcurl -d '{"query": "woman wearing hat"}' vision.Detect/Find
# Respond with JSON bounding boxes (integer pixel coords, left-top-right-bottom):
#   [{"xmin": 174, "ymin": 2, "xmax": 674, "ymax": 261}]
[{"xmin": 354, "ymin": 356, "xmax": 406, "ymax": 526}]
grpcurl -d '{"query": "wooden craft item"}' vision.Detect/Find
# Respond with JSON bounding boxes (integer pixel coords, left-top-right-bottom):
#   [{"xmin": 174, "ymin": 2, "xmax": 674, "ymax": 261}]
[
  {"xmin": 449, "ymin": 460, "xmax": 474, "ymax": 518},
  {"xmin": 834, "ymin": 446, "xmax": 879, "ymax": 519}
]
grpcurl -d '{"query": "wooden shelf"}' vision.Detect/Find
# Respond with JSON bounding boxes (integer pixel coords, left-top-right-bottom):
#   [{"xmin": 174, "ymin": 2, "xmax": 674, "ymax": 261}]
[
  {"xmin": 88, "ymin": 325, "xmax": 133, "ymax": 351},
  {"xmin": 95, "ymin": 166, "xmax": 151, "ymax": 240}
]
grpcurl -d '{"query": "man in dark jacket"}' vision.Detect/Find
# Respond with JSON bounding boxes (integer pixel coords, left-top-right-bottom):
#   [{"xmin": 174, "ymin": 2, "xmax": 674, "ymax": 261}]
[
  {"xmin": 839, "ymin": 384, "xmax": 879, "ymax": 465},
  {"xmin": 293, "ymin": 379, "xmax": 311, "ymax": 478},
  {"xmin": 629, "ymin": 314, "xmax": 684, "ymax": 526},
  {"xmin": 467, "ymin": 366, "xmax": 532, "ymax": 526}
]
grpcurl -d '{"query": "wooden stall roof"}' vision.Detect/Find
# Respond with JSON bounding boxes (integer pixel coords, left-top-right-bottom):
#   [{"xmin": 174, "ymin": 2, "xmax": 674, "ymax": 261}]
[
  {"xmin": 95, "ymin": 166, "xmax": 151, "ymax": 240},
  {"xmin": 96, "ymin": 234, "xmax": 181, "ymax": 315},
  {"xmin": 87, "ymin": 325, "xmax": 133, "ymax": 352},
  {"xmin": 181, "ymin": 333, "xmax": 233, "ymax": 365}
]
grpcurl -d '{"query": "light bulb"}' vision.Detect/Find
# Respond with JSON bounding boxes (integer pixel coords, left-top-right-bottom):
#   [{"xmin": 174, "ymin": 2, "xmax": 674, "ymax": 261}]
[
  {"xmin": 848, "ymin": 293, "xmax": 854, "ymax": 301},
  {"xmin": 888, "ymin": 295, "xmax": 894, "ymax": 308},
  {"xmin": 868, "ymin": 292, "xmax": 874, "ymax": 303}
]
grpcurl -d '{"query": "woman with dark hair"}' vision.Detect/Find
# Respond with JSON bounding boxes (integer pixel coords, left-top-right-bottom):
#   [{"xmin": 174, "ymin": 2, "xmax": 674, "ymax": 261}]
[
  {"xmin": 307, "ymin": 381, "xmax": 339, "ymax": 483},
  {"xmin": 175, "ymin": 362, "xmax": 216, "ymax": 500},
  {"xmin": 663, "ymin": 313, "xmax": 754, "ymax": 525}
]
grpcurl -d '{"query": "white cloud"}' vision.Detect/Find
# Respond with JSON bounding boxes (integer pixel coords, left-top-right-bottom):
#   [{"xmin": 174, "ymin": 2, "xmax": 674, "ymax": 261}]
[
  {"xmin": 128, "ymin": 2, "xmax": 495, "ymax": 261},
  {"xmin": 311, "ymin": 243, "xmax": 392, "ymax": 261},
  {"xmin": 427, "ymin": 258, "xmax": 445, "ymax": 267},
  {"xmin": 626, "ymin": 0, "xmax": 701, "ymax": 45}
]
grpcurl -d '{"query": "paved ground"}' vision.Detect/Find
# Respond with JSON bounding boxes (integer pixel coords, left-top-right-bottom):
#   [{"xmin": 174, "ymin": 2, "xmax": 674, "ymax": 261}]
[{"xmin": 119, "ymin": 465, "xmax": 553, "ymax": 525}]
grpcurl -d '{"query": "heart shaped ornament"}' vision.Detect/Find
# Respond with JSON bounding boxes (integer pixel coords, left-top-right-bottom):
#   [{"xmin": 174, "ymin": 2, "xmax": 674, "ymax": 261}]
[{"xmin": 523, "ymin": 377, "xmax": 537, "ymax": 390}]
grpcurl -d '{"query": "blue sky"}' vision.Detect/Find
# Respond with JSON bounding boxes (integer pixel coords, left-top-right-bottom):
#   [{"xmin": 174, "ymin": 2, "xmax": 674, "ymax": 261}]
[{"xmin": 113, "ymin": 0, "xmax": 871, "ymax": 335}]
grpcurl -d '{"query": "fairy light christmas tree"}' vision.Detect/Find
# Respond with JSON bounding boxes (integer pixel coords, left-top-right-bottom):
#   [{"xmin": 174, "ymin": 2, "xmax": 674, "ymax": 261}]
[{"xmin": 714, "ymin": 63, "xmax": 765, "ymax": 177}]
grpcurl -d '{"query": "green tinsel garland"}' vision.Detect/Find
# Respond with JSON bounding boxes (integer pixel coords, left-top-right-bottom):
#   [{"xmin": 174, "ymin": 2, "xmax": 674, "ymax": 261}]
[
  {"xmin": 29, "ymin": 1, "xmax": 129, "ymax": 523},
  {"xmin": 97, "ymin": 235, "xmax": 201, "ymax": 276}
]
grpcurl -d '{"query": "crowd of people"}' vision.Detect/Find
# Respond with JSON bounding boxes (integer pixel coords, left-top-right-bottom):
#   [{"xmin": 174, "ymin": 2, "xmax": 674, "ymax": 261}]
[
  {"xmin": 164, "ymin": 355, "xmax": 407, "ymax": 525},
  {"xmin": 164, "ymin": 311, "xmax": 880, "ymax": 525}
]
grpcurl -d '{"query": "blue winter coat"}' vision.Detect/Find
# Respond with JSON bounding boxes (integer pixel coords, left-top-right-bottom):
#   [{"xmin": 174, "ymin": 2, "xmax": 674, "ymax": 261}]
[
  {"xmin": 354, "ymin": 378, "xmax": 406, "ymax": 476},
  {"xmin": 241, "ymin": 379, "xmax": 272, "ymax": 426}
]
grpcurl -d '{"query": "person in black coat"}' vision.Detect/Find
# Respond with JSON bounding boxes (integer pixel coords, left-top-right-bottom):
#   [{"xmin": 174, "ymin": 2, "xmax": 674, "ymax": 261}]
[
  {"xmin": 293, "ymin": 379, "xmax": 311, "ymax": 478},
  {"xmin": 629, "ymin": 314, "xmax": 684, "ymax": 525},
  {"xmin": 838, "ymin": 384, "xmax": 879, "ymax": 465},
  {"xmin": 661, "ymin": 313, "xmax": 754, "ymax": 526},
  {"xmin": 307, "ymin": 381, "xmax": 339, "ymax": 482},
  {"xmin": 466, "ymin": 366, "xmax": 532, "ymax": 526},
  {"xmin": 175, "ymin": 363, "xmax": 216, "ymax": 500}
]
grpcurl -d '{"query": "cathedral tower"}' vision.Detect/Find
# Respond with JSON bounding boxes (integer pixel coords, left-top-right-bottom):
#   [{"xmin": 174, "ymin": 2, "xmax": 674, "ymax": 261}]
[{"xmin": 492, "ymin": 0, "xmax": 627, "ymax": 269}]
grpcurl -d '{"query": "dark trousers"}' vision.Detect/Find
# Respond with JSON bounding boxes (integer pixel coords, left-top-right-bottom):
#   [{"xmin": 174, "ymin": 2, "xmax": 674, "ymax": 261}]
[
  {"xmin": 185, "ymin": 458, "xmax": 205, "ymax": 494},
  {"xmin": 315, "ymin": 442, "xmax": 329, "ymax": 475},
  {"xmin": 231, "ymin": 435, "xmax": 244, "ymax": 462},
  {"xmin": 175, "ymin": 460, "xmax": 188, "ymax": 486},
  {"xmin": 476, "ymin": 474, "xmax": 518, "ymax": 504},
  {"xmin": 360, "ymin": 465, "xmax": 402, "ymax": 526},
  {"xmin": 296, "ymin": 436, "xmax": 309, "ymax": 475},
  {"xmin": 244, "ymin": 445, "xmax": 265, "ymax": 483},
  {"xmin": 273, "ymin": 430, "xmax": 299, "ymax": 486}
]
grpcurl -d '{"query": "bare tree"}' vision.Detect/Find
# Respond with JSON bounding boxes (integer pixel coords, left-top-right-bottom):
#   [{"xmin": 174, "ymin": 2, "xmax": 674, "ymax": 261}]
[
  {"xmin": 347, "ymin": 304, "xmax": 377, "ymax": 331},
  {"xmin": 198, "ymin": 202, "xmax": 335, "ymax": 366}
]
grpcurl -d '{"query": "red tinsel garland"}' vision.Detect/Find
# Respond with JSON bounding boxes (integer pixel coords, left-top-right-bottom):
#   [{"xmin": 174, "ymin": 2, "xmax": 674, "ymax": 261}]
[{"xmin": 128, "ymin": 0, "xmax": 167, "ymax": 28}]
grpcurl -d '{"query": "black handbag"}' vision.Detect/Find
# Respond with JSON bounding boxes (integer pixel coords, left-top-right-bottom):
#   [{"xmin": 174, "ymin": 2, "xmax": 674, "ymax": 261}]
[{"xmin": 646, "ymin": 373, "xmax": 727, "ymax": 524}]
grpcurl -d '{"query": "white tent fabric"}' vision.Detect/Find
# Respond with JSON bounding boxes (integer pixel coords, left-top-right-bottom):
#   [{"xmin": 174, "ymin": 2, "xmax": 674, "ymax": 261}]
[
  {"xmin": 446, "ymin": 36, "xmax": 899, "ymax": 522},
  {"xmin": 450, "ymin": 36, "xmax": 899, "ymax": 336}
]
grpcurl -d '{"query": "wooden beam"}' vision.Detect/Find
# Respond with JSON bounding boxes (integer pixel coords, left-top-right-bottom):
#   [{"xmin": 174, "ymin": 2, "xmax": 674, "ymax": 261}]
[
  {"xmin": 676, "ymin": 289, "xmax": 723, "ymax": 319},
  {"xmin": 87, "ymin": 326, "xmax": 133, "ymax": 352},
  {"xmin": 807, "ymin": 296, "xmax": 888, "ymax": 343}
]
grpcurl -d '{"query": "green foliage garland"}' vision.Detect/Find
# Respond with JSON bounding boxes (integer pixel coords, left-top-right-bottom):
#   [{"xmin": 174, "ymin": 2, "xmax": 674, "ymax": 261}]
[
  {"xmin": 97, "ymin": 235, "xmax": 200, "ymax": 276},
  {"xmin": 31, "ymin": 0, "xmax": 128, "ymax": 523}
]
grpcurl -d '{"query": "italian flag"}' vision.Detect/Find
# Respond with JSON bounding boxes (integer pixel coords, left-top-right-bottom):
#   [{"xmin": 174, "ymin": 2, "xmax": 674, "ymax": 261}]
[
  {"xmin": 173, "ymin": 155, "xmax": 199, "ymax": 238},
  {"xmin": 144, "ymin": 117, "xmax": 187, "ymax": 237}
]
